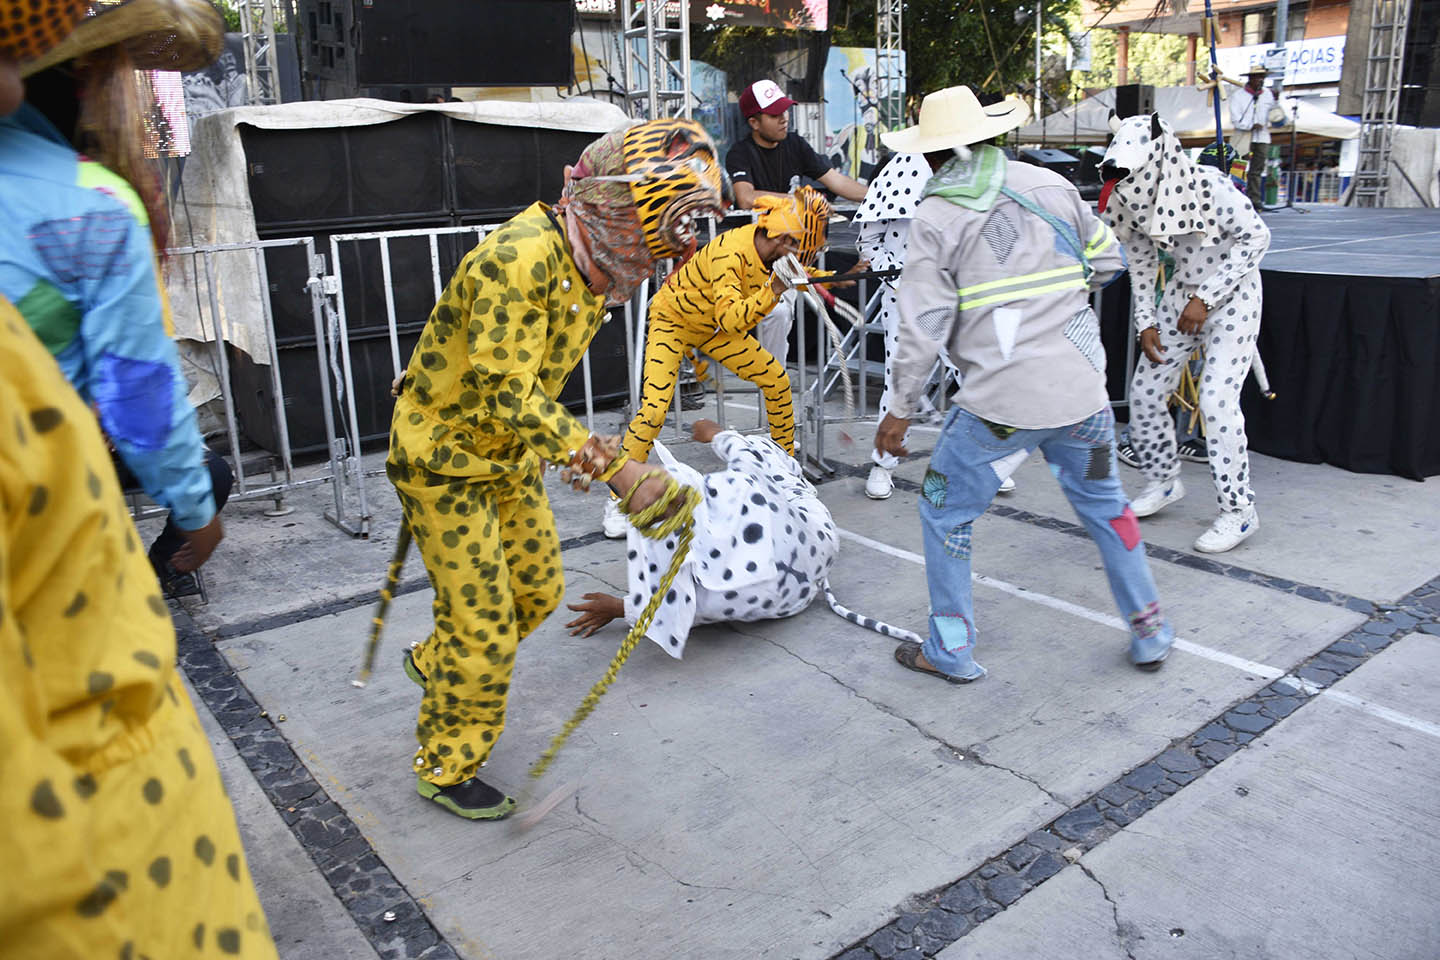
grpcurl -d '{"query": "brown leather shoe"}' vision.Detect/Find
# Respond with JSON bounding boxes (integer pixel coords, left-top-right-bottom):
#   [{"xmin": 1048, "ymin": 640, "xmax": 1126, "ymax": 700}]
[{"xmin": 893, "ymin": 641, "xmax": 983, "ymax": 684}]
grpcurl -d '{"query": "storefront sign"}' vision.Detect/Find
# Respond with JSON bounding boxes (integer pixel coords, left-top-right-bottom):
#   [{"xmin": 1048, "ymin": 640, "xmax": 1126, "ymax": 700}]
[{"xmin": 1217, "ymin": 35, "xmax": 1345, "ymax": 85}]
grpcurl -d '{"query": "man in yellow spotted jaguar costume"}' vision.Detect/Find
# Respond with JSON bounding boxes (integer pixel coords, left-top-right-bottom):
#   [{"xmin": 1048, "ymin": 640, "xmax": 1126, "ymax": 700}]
[
  {"xmin": 618, "ymin": 186, "xmax": 832, "ymax": 467},
  {"xmin": 387, "ymin": 118, "xmax": 726, "ymax": 820}
]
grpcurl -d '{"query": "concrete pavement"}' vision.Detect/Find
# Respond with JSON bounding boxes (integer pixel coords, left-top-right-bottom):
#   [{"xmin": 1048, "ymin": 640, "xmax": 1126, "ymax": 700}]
[{"xmin": 163, "ymin": 395, "xmax": 1440, "ymax": 960}]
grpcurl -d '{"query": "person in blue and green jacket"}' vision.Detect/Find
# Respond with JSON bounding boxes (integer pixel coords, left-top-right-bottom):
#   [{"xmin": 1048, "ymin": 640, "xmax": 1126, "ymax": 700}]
[{"xmin": 1, "ymin": 2, "xmax": 230, "ymax": 596}]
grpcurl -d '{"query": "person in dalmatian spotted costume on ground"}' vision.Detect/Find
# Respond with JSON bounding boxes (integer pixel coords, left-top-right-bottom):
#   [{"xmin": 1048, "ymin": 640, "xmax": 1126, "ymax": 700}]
[
  {"xmin": 564, "ymin": 419, "xmax": 837, "ymax": 656},
  {"xmin": 1098, "ymin": 112, "xmax": 1271, "ymax": 553},
  {"xmin": 854, "ymin": 151, "xmax": 1016, "ymax": 501}
]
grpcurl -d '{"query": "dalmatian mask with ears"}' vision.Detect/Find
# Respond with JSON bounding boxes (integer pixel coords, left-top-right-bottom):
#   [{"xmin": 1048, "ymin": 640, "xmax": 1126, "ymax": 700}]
[{"xmin": 1098, "ymin": 111, "xmax": 1228, "ymax": 249}]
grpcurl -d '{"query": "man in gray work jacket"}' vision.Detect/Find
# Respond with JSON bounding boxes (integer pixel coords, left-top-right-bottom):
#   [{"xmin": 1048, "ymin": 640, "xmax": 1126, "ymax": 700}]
[{"xmin": 874, "ymin": 86, "xmax": 1176, "ymax": 684}]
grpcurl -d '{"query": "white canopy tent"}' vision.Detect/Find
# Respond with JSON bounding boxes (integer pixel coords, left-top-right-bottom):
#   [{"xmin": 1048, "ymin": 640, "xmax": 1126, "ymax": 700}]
[{"xmin": 1016, "ymin": 86, "xmax": 1359, "ymax": 145}]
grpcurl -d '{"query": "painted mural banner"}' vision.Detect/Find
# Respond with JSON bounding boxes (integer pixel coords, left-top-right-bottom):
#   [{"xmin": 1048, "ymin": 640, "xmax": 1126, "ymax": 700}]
[
  {"xmin": 692, "ymin": 0, "xmax": 827, "ymax": 30},
  {"xmin": 1217, "ymin": 36, "xmax": 1345, "ymax": 86},
  {"xmin": 823, "ymin": 46, "xmax": 907, "ymax": 180}
]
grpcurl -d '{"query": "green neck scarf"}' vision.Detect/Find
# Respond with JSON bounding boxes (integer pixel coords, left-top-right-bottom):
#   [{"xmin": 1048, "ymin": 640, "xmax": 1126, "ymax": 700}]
[{"xmin": 921, "ymin": 145, "xmax": 1008, "ymax": 212}]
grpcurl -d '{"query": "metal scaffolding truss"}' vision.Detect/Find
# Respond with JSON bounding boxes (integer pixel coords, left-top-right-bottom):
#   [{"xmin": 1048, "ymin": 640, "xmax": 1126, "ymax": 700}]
[
  {"xmin": 620, "ymin": 0, "xmax": 692, "ymax": 120},
  {"xmin": 875, "ymin": 0, "xmax": 904, "ymax": 125},
  {"xmin": 1349, "ymin": 0, "xmax": 1413, "ymax": 206},
  {"xmin": 238, "ymin": 0, "xmax": 281, "ymax": 106}
]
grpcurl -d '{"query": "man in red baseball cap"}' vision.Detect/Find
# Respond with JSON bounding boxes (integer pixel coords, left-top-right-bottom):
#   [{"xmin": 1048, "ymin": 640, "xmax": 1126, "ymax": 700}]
[
  {"xmin": 726, "ymin": 78, "xmax": 868, "ymax": 210},
  {"xmin": 722, "ymin": 78, "xmax": 870, "ymax": 366}
]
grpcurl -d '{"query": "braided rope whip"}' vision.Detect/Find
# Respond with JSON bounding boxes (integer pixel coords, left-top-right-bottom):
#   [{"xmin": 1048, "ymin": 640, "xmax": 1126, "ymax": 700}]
[
  {"xmin": 353, "ymin": 521, "xmax": 414, "ymax": 687},
  {"xmin": 527, "ymin": 470, "xmax": 701, "ymax": 780},
  {"xmin": 773, "ymin": 253, "xmax": 856, "ymax": 420}
]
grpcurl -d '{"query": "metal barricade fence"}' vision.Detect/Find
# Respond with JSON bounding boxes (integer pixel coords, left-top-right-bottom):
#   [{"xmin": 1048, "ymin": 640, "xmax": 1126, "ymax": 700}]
[
  {"xmin": 322, "ymin": 224, "xmax": 497, "ymax": 537},
  {"xmin": 169, "ymin": 222, "xmax": 624, "ymax": 542},
  {"xmin": 166, "ymin": 236, "xmax": 327, "ymax": 519},
  {"xmin": 170, "ymin": 218, "xmax": 1138, "ymax": 537}
]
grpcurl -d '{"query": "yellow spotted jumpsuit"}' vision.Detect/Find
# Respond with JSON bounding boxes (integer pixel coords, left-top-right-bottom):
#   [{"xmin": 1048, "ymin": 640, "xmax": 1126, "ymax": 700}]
[
  {"xmin": 388, "ymin": 203, "xmax": 605, "ymax": 787},
  {"xmin": 622, "ymin": 223, "xmax": 795, "ymax": 462},
  {"xmin": 0, "ymin": 300, "xmax": 277, "ymax": 959}
]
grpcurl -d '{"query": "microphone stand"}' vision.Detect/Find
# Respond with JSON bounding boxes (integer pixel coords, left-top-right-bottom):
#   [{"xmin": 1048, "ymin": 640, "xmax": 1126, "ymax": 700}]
[{"xmin": 1283, "ymin": 100, "xmax": 1307, "ymax": 212}]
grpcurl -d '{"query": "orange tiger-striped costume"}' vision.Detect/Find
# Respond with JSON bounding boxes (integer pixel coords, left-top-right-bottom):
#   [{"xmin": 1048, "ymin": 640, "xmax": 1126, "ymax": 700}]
[{"xmin": 622, "ymin": 223, "xmax": 794, "ymax": 461}]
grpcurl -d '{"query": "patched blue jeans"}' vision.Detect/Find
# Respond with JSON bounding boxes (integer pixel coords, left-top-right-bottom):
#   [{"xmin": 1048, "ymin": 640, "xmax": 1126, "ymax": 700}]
[{"xmin": 918, "ymin": 406, "xmax": 1174, "ymax": 678}]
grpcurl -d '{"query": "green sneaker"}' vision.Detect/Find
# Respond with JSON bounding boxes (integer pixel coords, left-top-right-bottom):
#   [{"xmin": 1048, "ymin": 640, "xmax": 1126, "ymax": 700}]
[
  {"xmin": 402, "ymin": 649, "xmax": 427, "ymax": 688},
  {"xmin": 417, "ymin": 776, "xmax": 516, "ymax": 820}
]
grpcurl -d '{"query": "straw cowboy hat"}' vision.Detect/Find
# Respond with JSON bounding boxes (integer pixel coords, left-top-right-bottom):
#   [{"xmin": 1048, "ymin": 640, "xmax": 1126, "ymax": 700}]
[
  {"xmin": 881, "ymin": 85, "xmax": 1031, "ymax": 154},
  {"xmin": 21, "ymin": 0, "xmax": 223, "ymax": 77}
]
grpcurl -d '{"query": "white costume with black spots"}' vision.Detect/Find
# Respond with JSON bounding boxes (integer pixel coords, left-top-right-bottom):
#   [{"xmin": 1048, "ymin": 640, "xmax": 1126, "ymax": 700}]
[
  {"xmin": 1100, "ymin": 115, "xmax": 1271, "ymax": 513},
  {"xmin": 623, "ymin": 433, "xmax": 837, "ymax": 657},
  {"xmin": 852, "ymin": 152, "xmax": 947, "ymax": 469}
]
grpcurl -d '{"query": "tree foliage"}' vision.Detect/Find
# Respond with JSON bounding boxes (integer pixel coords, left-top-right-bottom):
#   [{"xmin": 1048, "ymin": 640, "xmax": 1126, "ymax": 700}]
[
  {"xmin": 694, "ymin": 0, "xmax": 1082, "ymax": 109},
  {"xmin": 1069, "ymin": 27, "xmax": 1191, "ymax": 94}
]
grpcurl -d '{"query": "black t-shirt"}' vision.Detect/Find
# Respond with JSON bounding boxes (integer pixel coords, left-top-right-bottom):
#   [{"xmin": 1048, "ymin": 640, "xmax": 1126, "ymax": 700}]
[{"xmin": 725, "ymin": 132, "xmax": 833, "ymax": 194}]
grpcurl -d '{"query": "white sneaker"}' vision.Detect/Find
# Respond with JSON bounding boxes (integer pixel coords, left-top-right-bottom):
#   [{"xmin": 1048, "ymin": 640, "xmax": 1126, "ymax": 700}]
[
  {"xmin": 1131, "ymin": 477, "xmax": 1185, "ymax": 518},
  {"xmin": 865, "ymin": 464, "xmax": 894, "ymax": 500},
  {"xmin": 998, "ymin": 476, "xmax": 1016, "ymax": 494},
  {"xmin": 1194, "ymin": 507, "xmax": 1259, "ymax": 553},
  {"xmin": 602, "ymin": 497, "xmax": 628, "ymax": 539}
]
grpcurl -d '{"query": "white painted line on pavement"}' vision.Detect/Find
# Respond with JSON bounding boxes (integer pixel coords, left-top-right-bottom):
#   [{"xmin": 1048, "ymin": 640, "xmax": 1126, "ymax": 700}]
[
  {"xmin": 838, "ymin": 528, "xmax": 1440, "ymax": 741},
  {"xmin": 1317, "ymin": 688, "xmax": 1440, "ymax": 740},
  {"xmin": 835, "ymin": 526, "xmax": 1285, "ymax": 680}
]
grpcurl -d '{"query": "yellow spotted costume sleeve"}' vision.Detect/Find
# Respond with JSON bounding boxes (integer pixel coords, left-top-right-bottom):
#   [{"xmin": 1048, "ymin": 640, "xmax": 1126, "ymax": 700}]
[
  {"xmin": 0, "ymin": 301, "xmax": 278, "ymax": 959},
  {"xmin": 621, "ymin": 225, "xmax": 795, "ymax": 462}
]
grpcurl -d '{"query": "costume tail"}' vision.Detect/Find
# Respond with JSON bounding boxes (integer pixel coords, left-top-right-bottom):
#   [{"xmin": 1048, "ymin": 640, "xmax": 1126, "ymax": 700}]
[
  {"xmin": 354, "ymin": 520, "xmax": 413, "ymax": 687},
  {"xmin": 1250, "ymin": 346, "xmax": 1276, "ymax": 399},
  {"xmin": 822, "ymin": 579, "xmax": 923, "ymax": 644}
]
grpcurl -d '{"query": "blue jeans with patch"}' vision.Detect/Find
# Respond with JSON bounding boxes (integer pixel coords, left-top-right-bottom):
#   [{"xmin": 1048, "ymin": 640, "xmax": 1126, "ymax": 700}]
[{"xmin": 918, "ymin": 406, "xmax": 1174, "ymax": 678}]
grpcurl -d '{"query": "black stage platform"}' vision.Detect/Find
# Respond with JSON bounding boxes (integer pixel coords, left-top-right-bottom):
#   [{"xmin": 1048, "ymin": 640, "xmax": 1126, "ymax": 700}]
[{"xmin": 1238, "ymin": 207, "xmax": 1438, "ymax": 481}]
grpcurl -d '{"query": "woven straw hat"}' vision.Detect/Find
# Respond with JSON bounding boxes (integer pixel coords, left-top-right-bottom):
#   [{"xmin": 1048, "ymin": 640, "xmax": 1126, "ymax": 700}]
[
  {"xmin": 20, "ymin": 0, "xmax": 222, "ymax": 77},
  {"xmin": 881, "ymin": 85, "xmax": 1030, "ymax": 154}
]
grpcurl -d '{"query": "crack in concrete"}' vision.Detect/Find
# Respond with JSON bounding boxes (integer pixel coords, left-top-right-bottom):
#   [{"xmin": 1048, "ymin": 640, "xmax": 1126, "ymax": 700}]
[
  {"xmin": 1079, "ymin": 862, "xmax": 1137, "ymax": 960},
  {"xmin": 567, "ymin": 566, "xmax": 627, "ymax": 596},
  {"xmin": 570, "ymin": 782, "xmax": 812, "ymax": 903},
  {"xmin": 734, "ymin": 623, "xmax": 1069, "ymax": 808}
]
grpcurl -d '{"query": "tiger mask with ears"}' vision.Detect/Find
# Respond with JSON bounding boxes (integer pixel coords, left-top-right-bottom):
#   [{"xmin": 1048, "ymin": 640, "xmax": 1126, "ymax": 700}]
[{"xmin": 621, "ymin": 118, "xmax": 731, "ymax": 260}]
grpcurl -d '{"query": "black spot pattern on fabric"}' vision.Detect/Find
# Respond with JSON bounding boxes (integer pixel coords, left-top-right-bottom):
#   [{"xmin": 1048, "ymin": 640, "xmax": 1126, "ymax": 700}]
[
  {"xmin": 76, "ymin": 871, "xmax": 127, "ymax": 917},
  {"xmin": 148, "ymin": 856, "xmax": 171, "ymax": 887},
  {"xmin": 32, "ymin": 779, "xmax": 63, "ymax": 818},
  {"xmin": 742, "ymin": 523, "xmax": 762, "ymax": 544},
  {"xmin": 29, "ymin": 407, "xmax": 63, "ymax": 432}
]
